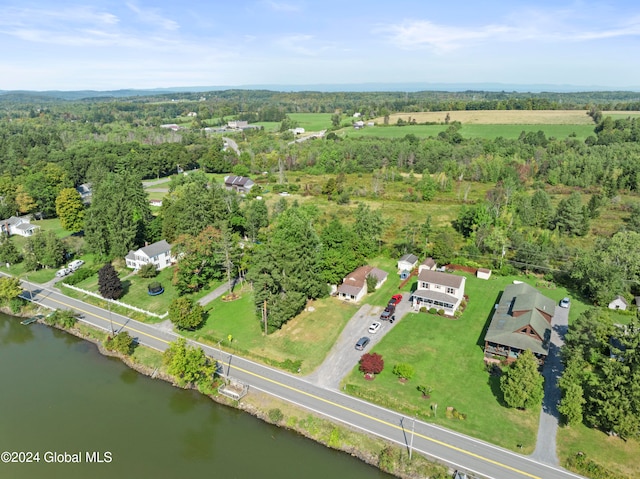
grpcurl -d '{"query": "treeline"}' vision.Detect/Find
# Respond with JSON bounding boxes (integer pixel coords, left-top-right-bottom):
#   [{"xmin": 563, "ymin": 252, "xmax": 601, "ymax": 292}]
[{"xmin": 4, "ymin": 89, "xmax": 640, "ymax": 124}]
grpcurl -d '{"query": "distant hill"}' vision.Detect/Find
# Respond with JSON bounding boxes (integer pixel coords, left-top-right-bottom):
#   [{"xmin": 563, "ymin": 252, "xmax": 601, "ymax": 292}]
[{"xmin": 1, "ymin": 82, "xmax": 640, "ymax": 102}]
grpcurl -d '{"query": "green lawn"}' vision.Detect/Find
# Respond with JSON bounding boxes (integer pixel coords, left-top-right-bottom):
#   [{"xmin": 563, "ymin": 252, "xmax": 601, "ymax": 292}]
[
  {"xmin": 287, "ymin": 113, "xmax": 334, "ymax": 131},
  {"xmin": 558, "ymin": 423, "xmax": 640, "ymax": 478},
  {"xmin": 342, "ymin": 273, "xmax": 585, "ymax": 452},
  {"xmin": 181, "ymin": 283, "xmax": 360, "ymax": 373},
  {"xmin": 341, "ymin": 123, "xmax": 595, "ymax": 140}
]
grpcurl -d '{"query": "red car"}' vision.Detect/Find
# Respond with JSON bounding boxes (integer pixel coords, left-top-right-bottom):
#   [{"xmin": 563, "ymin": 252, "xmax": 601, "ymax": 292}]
[{"xmin": 388, "ymin": 294, "xmax": 403, "ymax": 307}]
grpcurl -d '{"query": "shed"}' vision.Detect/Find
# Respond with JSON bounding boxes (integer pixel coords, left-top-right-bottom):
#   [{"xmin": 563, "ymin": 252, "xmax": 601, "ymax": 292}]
[
  {"xmin": 608, "ymin": 295, "xmax": 628, "ymax": 311},
  {"xmin": 397, "ymin": 254, "xmax": 419, "ymax": 273},
  {"xmin": 477, "ymin": 268, "xmax": 492, "ymax": 280}
]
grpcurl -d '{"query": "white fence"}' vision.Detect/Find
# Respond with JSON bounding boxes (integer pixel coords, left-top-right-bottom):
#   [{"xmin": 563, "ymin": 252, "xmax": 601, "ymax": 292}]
[{"xmin": 61, "ymin": 283, "xmax": 168, "ymax": 319}]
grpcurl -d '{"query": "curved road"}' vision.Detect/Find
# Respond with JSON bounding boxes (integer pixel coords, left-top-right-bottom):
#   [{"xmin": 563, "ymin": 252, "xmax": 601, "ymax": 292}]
[{"xmin": 17, "ymin": 278, "xmax": 585, "ymax": 479}]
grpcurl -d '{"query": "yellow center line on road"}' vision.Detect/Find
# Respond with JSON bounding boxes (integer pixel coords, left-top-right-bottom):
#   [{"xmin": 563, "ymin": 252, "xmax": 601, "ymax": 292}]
[
  {"xmin": 44, "ymin": 296, "xmax": 172, "ymax": 345},
  {"xmin": 45, "ymin": 294, "xmax": 540, "ymax": 479}
]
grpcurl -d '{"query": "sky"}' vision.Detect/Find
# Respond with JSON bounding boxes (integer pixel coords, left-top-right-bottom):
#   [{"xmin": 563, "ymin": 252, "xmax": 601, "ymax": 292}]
[{"xmin": 1, "ymin": 0, "xmax": 639, "ymax": 91}]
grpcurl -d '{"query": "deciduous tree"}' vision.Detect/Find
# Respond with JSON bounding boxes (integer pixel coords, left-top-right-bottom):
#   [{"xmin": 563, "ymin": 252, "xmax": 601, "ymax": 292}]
[
  {"xmin": 55, "ymin": 187, "xmax": 85, "ymax": 232},
  {"xmin": 98, "ymin": 263, "xmax": 123, "ymax": 300},
  {"xmin": 359, "ymin": 353, "xmax": 384, "ymax": 375},
  {"xmin": 168, "ymin": 297, "xmax": 205, "ymax": 330}
]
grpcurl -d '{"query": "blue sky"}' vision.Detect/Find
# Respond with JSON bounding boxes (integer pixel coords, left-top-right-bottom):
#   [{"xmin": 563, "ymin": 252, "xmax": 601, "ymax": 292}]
[{"xmin": 1, "ymin": 0, "xmax": 639, "ymax": 90}]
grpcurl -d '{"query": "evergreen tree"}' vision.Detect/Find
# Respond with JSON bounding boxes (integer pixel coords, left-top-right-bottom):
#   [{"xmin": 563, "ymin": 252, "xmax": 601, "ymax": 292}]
[
  {"xmin": 500, "ymin": 350, "xmax": 544, "ymax": 410},
  {"xmin": 554, "ymin": 191, "xmax": 588, "ymax": 236}
]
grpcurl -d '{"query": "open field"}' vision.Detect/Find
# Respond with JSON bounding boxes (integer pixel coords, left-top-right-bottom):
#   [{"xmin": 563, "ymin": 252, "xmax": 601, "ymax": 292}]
[
  {"xmin": 341, "ymin": 123, "xmax": 596, "ymax": 140},
  {"xmin": 372, "ymin": 110, "xmax": 640, "ymax": 125}
]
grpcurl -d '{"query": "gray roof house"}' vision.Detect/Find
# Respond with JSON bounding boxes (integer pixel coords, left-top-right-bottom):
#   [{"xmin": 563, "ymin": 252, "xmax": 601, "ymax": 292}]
[
  {"xmin": 1, "ymin": 215, "xmax": 39, "ymax": 237},
  {"xmin": 224, "ymin": 175, "xmax": 255, "ymax": 194},
  {"xmin": 410, "ymin": 269, "xmax": 466, "ymax": 316},
  {"xmin": 125, "ymin": 240, "xmax": 173, "ymax": 271},
  {"xmin": 336, "ymin": 266, "xmax": 388, "ymax": 302},
  {"xmin": 484, "ymin": 282, "xmax": 555, "ymax": 364}
]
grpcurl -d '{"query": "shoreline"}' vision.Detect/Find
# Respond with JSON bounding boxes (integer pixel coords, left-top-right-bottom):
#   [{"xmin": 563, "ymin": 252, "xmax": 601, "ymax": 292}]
[{"xmin": 34, "ymin": 316, "xmax": 448, "ymax": 479}]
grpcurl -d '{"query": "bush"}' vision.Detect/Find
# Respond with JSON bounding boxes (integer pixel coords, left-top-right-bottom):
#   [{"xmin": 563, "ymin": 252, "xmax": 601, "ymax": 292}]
[
  {"xmin": 392, "ymin": 363, "xmax": 415, "ymax": 380},
  {"xmin": 268, "ymin": 408, "xmax": 284, "ymax": 423},
  {"xmin": 9, "ymin": 297, "xmax": 25, "ymax": 314},
  {"xmin": 428, "ymin": 307, "xmax": 437, "ymax": 314},
  {"xmin": 105, "ymin": 331, "xmax": 135, "ymax": 355},
  {"xmin": 419, "ymin": 306, "xmax": 427, "ymax": 313},
  {"xmin": 138, "ymin": 263, "xmax": 158, "ymax": 278},
  {"xmin": 63, "ymin": 266, "xmax": 96, "ymax": 285},
  {"xmin": 437, "ymin": 309, "xmax": 445, "ymax": 316},
  {"xmin": 359, "ymin": 353, "xmax": 384, "ymax": 375}
]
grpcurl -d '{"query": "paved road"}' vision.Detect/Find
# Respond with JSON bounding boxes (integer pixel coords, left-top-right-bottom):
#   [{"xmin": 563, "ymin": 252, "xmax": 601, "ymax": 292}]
[
  {"xmin": 531, "ymin": 303, "xmax": 569, "ymax": 465},
  {"xmin": 17, "ymin": 278, "xmax": 585, "ymax": 479}
]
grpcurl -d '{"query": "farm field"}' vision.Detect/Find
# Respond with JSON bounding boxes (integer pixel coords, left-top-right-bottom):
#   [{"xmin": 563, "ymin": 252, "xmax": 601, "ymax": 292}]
[
  {"xmin": 341, "ymin": 123, "xmax": 596, "ymax": 140},
  {"xmin": 371, "ymin": 109, "xmax": 640, "ymax": 125}
]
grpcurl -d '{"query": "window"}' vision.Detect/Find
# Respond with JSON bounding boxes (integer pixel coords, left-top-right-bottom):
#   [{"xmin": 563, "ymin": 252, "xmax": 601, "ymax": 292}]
[{"xmin": 446, "ymin": 287, "xmax": 455, "ymax": 295}]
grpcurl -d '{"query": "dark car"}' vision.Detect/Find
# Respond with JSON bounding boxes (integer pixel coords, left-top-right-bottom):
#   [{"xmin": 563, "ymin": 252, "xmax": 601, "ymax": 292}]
[
  {"xmin": 380, "ymin": 305, "xmax": 396, "ymax": 323},
  {"xmin": 355, "ymin": 336, "xmax": 370, "ymax": 351}
]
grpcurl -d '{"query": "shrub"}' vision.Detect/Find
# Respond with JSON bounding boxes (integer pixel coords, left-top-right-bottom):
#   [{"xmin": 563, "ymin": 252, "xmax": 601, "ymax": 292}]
[
  {"xmin": 392, "ymin": 363, "xmax": 415, "ymax": 380},
  {"xmin": 429, "ymin": 307, "xmax": 437, "ymax": 314},
  {"xmin": 105, "ymin": 331, "xmax": 135, "ymax": 355},
  {"xmin": 63, "ymin": 266, "xmax": 96, "ymax": 285},
  {"xmin": 9, "ymin": 297, "xmax": 24, "ymax": 314},
  {"xmin": 138, "ymin": 263, "xmax": 158, "ymax": 278},
  {"xmin": 359, "ymin": 353, "xmax": 384, "ymax": 375},
  {"xmin": 268, "ymin": 408, "xmax": 284, "ymax": 423},
  {"xmin": 417, "ymin": 385, "xmax": 433, "ymax": 397},
  {"xmin": 437, "ymin": 309, "xmax": 445, "ymax": 316},
  {"xmin": 419, "ymin": 306, "xmax": 427, "ymax": 313}
]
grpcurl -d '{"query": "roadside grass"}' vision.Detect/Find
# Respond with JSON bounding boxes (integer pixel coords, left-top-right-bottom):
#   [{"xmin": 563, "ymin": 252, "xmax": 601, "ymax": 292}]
[
  {"xmin": 130, "ymin": 345, "xmax": 165, "ymax": 370},
  {"xmin": 182, "ymin": 283, "xmax": 359, "ymax": 374},
  {"xmin": 557, "ymin": 423, "xmax": 640, "ymax": 478},
  {"xmin": 342, "ymin": 273, "xmax": 584, "ymax": 452}
]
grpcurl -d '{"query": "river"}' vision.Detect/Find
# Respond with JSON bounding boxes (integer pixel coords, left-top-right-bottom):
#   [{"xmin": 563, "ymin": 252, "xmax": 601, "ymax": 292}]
[{"xmin": 0, "ymin": 314, "xmax": 391, "ymax": 478}]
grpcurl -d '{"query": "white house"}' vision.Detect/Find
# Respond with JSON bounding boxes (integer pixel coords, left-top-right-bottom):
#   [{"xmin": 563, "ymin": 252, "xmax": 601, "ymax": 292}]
[
  {"xmin": 336, "ymin": 266, "xmax": 388, "ymax": 302},
  {"xmin": 1, "ymin": 216, "xmax": 39, "ymax": 237},
  {"xmin": 608, "ymin": 295, "xmax": 628, "ymax": 311},
  {"xmin": 410, "ymin": 269, "xmax": 466, "ymax": 316},
  {"xmin": 125, "ymin": 240, "xmax": 173, "ymax": 271}
]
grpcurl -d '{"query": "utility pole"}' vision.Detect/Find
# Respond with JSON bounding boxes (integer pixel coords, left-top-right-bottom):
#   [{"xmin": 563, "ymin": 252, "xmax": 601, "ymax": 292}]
[
  {"xmin": 108, "ymin": 300, "xmax": 114, "ymax": 337},
  {"xmin": 409, "ymin": 417, "xmax": 415, "ymax": 461},
  {"xmin": 262, "ymin": 300, "xmax": 267, "ymax": 335}
]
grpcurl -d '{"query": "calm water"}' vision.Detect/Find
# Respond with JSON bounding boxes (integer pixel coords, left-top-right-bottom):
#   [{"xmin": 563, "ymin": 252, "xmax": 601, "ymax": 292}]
[{"xmin": 0, "ymin": 314, "xmax": 391, "ymax": 479}]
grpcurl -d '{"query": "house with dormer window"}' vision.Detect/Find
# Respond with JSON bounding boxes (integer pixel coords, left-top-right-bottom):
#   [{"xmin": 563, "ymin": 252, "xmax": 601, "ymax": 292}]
[{"xmin": 483, "ymin": 282, "xmax": 555, "ymax": 365}]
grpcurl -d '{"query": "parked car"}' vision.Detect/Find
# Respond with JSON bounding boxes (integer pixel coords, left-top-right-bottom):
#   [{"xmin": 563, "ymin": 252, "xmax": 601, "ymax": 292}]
[
  {"xmin": 559, "ymin": 297, "xmax": 570, "ymax": 308},
  {"xmin": 55, "ymin": 268, "xmax": 71, "ymax": 277},
  {"xmin": 355, "ymin": 336, "xmax": 370, "ymax": 351},
  {"xmin": 68, "ymin": 259, "xmax": 84, "ymax": 271},
  {"xmin": 380, "ymin": 305, "xmax": 396, "ymax": 323},
  {"xmin": 388, "ymin": 294, "xmax": 403, "ymax": 307},
  {"xmin": 368, "ymin": 321, "xmax": 382, "ymax": 334}
]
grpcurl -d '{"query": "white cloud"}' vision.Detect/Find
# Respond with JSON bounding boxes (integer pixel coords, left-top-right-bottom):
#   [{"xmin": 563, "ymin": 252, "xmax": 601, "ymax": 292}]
[
  {"xmin": 273, "ymin": 34, "xmax": 318, "ymax": 55},
  {"xmin": 379, "ymin": 11, "xmax": 640, "ymax": 52},
  {"xmin": 125, "ymin": 2, "xmax": 180, "ymax": 31},
  {"xmin": 263, "ymin": 1, "xmax": 301, "ymax": 13}
]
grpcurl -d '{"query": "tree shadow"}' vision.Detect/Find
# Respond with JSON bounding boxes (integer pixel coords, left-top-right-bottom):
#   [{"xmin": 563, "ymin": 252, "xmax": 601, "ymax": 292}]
[
  {"xmin": 120, "ymin": 279, "xmax": 131, "ymax": 296},
  {"xmin": 487, "ymin": 370, "xmax": 507, "ymax": 407}
]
